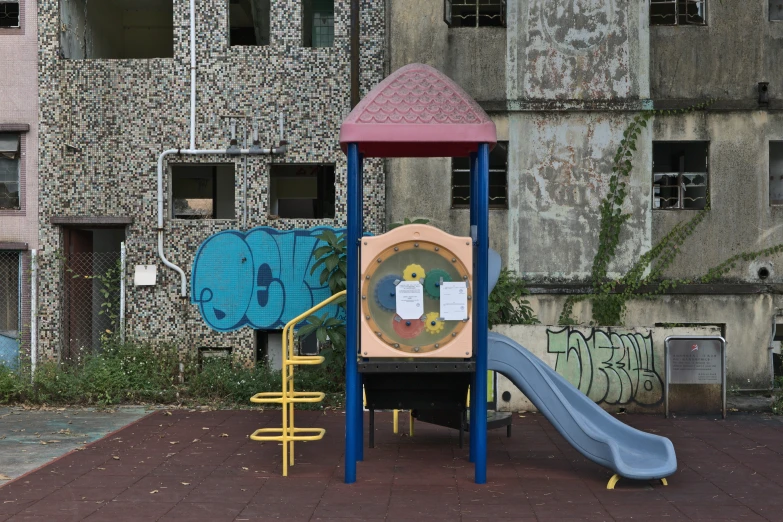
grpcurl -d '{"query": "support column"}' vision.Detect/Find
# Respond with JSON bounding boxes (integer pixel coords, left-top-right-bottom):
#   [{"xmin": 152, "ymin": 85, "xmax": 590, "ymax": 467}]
[
  {"xmin": 468, "ymin": 152, "xmax": 478, "ymax": 463},
  {"xmin": 345, "ymin": 143, "xmax": 361, "ymax": 483},
  {"xmin": 472, "ymin": 143, "xmax": 489, "ymax": 484}
]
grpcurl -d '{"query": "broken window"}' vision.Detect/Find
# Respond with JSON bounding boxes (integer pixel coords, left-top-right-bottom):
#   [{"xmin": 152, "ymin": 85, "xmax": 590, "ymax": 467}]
[
  {"xmin": 229, "ymin": 0, "xmax": 270, "ymax": 46},
  {"xmin": 652, "ymin": 141, "xmax": 709, "ymax": 210},
  {"xmin": 444, "ymin": 0, "xmax": 506, "ymax": 28},
  {"xmin": 302, "ymin": 0, "xmax": 334, "ymax": 47},
  {"xmin": 451, "ymin": 142, "xmax": 508, "ymax": 209},
  {"xmin": 171, "ymin": 165, "xmax": 235, "ymax": 219},
  {"xmin": 0, "ymin": 133, "xmax": 20, "ymax": 210},
  {"xmin": 650, "ymin": 0, "xmax": 706, "ymax": 26},
  {"xmin": 0, "ymin": 1, "xmax": 20, "ymax": 28},
  {"xmin": 59, "ymin": 0, "xmax": 173, "ymax": 59},
  {"xmin": 772, "ymin": 0, "xmax": 783, "ymax": 21},
  {"xmin": 770, "ymin": 142, "xmax": 783, "ymax": 205},
  {"xmin": 269, "ymin": 164, "xmax": 335, "ymax": 219}
]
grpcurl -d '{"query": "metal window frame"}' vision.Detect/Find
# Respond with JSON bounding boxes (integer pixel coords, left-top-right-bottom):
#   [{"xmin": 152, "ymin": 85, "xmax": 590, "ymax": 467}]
[
  {"xmin": 451, "ymin": 142, "xmax": 508, "ymax": 210},
  {"xmin": 651, "ymin": 141, "xmax": 709, "ymax": 211},
  {"xmin": 650, "ymin": 0, "xmax": 707, "ymax": 27},
  {"xmin": 443, "ymin": 0, "xmax": 506, "ymax": 28},
  {"xmin": 0, "ymin": 131, "xmax": 22, "ymax": 213},
  {"xmin": 0, "ymin": 0, "xmax": 20, "ymax": 30}
]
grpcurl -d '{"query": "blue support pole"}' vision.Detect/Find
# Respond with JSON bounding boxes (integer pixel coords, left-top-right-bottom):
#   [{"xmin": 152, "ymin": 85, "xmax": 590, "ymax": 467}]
[
  {"xmin": 468, "ymin": 152, "xmax": 478, "ymax": 463},
  {"xmin": 357, "ymin": 154, "xmax": 365, "ymax": 463},
  {"xmin": 345, "ymin": 143, "xmax": 361, "ymax": 483},
  {"xmin": 473, "ymin": 143, "xmax": 490, "ymax": 484}
]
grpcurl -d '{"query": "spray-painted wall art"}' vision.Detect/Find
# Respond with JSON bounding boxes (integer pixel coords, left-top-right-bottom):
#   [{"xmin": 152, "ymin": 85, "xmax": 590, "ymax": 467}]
[{"xmin": 191, "ymin": 227, "xmax": 345, "ymax": 332}]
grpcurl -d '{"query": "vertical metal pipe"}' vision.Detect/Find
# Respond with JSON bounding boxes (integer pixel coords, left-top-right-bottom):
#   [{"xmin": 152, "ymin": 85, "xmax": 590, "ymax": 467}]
[
  {"xmin": 345, "ymin": 143, "xmax": 361, "ymax": 483},
  {"xmin": 468, "ymin": 151, "xmax": 478, "ymax": 463},
  {"xmin": 30, "ymin": 249, "xmax": 37, "ymax": 380},
  {"xmin": 473, "ymin": 143, "xmax": 490, "ymax": 484},
  {"xmin": 120, "ymin": 242, "xmax": 126, "ymax": 343},
  {"xmin": 350, "ymin": 0, "xmax": 360, "ymax": 108}
]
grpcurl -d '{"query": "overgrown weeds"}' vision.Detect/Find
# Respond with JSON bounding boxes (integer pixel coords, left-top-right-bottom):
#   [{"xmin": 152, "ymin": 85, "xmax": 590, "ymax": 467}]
[{"xmin": 0, "ymin": 337, "xmax": 345, "ymax": 409}]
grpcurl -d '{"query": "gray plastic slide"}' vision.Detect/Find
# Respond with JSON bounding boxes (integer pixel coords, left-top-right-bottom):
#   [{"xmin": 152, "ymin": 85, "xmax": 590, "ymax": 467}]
[{"xmin": 487, "ymin": 331, "xmax": 677, "ymax": 480}]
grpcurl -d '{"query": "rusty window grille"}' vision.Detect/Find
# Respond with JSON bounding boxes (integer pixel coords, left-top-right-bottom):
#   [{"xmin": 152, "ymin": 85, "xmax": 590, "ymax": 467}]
[
  {"xmin": 0, "ymin": 133, "xmax": 20, "ymax": 210},
  {"xmin": 770, "ymin": 142, "xmax": 783, "ymax": 205},
  {"xmin": 451, "ymin": 142, "xmax": 508, "ymax": 209},
  {"xmin": 772, "ymin": 0, "xmax": 783, "ymax": 21},
  {"xmin": 650, "ymin": 0, "xmax": 707, "ymax": 26},
  {"xmin": 0, "ymin": 251, "xmax": 20, "ymax": 367},
  {"xmin": 444, "ymin": 0, "xmax": 506, "ymax": 28},
  {"xmin": 0, "ymin": 1, "xmax": 19, "ymax": 28},
  {"xmin": 652, "ymin": 141, "xmax": 709, "ymax": 210}
]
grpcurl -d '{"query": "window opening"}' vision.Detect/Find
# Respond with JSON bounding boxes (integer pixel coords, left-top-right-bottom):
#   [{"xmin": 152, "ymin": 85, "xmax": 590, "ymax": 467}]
[
  {"xmin": 269, "ymin": 164, "xmax": 335, "ymax": 219},
  {"xmin": 650, "ymin": 0, "xmax": 706, "ymax": 26},
  {"xmin": 171, "ymin": 165, "xmax": 235, "ymax": 219},
  {"xmin": 444, "ymin": 0, "xmax": 506, "ymax": 28},
  {"xmin": 771, "ymin": 0, "xmax": 783, "ymax": 21},
  {"xmin": 451, "ymin": 142, "xmax": 508, "ymax": 209},
  {"xmin": 229, "ymin": 0, "xmax": 270, "ymax": 46},
  {"xmin": 59, "ymin": 0, "xmax": 174, "ymax": 59},
  {"xmin": 0, "ymin": 251, "xmax": 20, "ymax": 367},
  {"xmin": 302, "ymin": 0, "xmax": 334, "ymax": 47},
  {"xmin": 0, "ymin": 133, "xmax": 20, "ymax": 210},
  {"xmin": 0, "ymin": 1, "xmax": 20, "ymax": 28},
  {"xmin": 652, "ymin": 141, "xmax": 709, "ymax": 210},
  {"xmin": 770, "ymin": 142, "xmax": 783, "ymax": 205}
]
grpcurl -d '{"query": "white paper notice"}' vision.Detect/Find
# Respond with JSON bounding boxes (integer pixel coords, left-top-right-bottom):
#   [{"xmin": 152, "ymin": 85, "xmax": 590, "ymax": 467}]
[
  {"xmin": 395, "ymin": 281, "xmax": 424, "ymax": 320},
  {"xmin": 440, "ymin": 282, "xmax": 469, "ymax": 320}
]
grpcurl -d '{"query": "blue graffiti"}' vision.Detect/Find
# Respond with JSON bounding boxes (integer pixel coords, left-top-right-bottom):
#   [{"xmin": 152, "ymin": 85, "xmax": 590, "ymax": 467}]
[{"xmin": 191, "ymin": 227, "xmax": 345, "ymax": 332}]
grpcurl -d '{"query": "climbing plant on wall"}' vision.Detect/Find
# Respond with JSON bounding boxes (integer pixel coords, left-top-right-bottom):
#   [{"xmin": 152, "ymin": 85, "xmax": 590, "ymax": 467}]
[{"xmin": 559, "ymin": 101, "xmax": 783, "ymax": 326}]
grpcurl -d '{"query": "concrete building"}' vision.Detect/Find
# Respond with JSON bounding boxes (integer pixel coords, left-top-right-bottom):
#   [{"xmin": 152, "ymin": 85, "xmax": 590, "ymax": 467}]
[
  {"xmin": 33, "ymin": 0, "xmax": 385, "ymax": 365},
  {"xmin": 0, "ymin": 0, "xmax": 38, "ymax": 367},
  {"xmin": 386, "ymin": 0, "xmax": 783, "ymax": 396}
]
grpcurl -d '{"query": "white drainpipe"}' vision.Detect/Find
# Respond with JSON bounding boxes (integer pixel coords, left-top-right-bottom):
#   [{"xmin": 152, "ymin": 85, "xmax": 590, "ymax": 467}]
[
  {"xmin": 156, "ymin": 0, "xmax": 286, "ymax": 298},
  {"xmin": 30, "ymin": 249, "xmax": 37, "ymax": 379}
]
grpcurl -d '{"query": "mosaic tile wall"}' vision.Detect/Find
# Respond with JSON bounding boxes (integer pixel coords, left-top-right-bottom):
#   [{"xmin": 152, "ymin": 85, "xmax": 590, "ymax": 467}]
[{"xmin": 37, "ymin": 0, "xmax": 386, "ymax": 364}]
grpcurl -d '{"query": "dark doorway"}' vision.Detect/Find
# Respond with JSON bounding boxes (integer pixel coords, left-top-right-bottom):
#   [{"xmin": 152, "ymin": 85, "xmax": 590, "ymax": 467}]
[{"xmin": 62, "ymin": 227, "xmax": 125, "ymax": 360}]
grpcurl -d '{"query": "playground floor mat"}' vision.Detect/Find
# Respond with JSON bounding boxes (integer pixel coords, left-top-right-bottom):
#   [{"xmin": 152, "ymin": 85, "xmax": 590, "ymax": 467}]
[{"xmin": 0, "ymin": 409, "xmax": 782, "ymax": 521}]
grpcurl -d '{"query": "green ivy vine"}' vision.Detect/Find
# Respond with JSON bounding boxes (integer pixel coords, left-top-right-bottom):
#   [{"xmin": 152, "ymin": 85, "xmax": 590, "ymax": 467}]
[{"xmin": 558, "ymin": 100, "xmax": 783, "ymax": 326}]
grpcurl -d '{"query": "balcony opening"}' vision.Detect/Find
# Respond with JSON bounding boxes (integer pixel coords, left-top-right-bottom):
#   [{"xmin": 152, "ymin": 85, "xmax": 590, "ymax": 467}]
[
  {"xmin": 171, "ymin": 165, "xmax": 235, "ymax": 220},
  {"xmin": 59, "ymin": 0, "xmax": 174, "ymax": 59},
  {"xmin": 302, "ymin": 0, "xmax": 334, "ymax": 48},
  {"xmin": 269, "ymin": 164, "xmax": 335, "ymax": 219},
  {"xmin": 229, "ymin": 0, "xmax": 270, "ymax": 46}
]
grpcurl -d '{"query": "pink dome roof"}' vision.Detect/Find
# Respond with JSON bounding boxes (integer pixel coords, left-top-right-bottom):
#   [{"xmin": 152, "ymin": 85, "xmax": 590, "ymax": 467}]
[{"xmin": 340, "ymin": 63, "xmax": 497, "ymax": 158}]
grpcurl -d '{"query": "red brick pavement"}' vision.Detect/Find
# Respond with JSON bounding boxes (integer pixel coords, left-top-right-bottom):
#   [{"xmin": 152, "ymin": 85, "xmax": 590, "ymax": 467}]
[{"xmin": 1, "ymin": 409, "xmax": 782, "ymax": 521}]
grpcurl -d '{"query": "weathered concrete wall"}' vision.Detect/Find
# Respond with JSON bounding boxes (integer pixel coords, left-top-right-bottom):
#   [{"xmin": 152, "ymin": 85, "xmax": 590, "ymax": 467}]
[
  {"xmin": 508, "ymin": 0, "xmax": 648, "ymax": 100},
  {"xmin": 493, "ymin": 324, "xmax": 721, "ymax": 413},
  {"xmin": 652, "ymin": 112, "xmax": 783, "ymax": 282},
  {"xmin": 387, "ymin": 0, "xmax": 506, "ymax": 102},
  {"xmin": 525, "ymin": 293, "xmax": 776, "ymax": 390},
  {"xmin": 651, "ymin": 1, "xmax": 783, "ymax": 102}
]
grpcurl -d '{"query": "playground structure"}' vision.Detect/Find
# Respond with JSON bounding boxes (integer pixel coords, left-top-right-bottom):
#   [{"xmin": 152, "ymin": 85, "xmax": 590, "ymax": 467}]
[{"xmin": 192, "ymin": 63, "xmax": 677, "ymax": 487}]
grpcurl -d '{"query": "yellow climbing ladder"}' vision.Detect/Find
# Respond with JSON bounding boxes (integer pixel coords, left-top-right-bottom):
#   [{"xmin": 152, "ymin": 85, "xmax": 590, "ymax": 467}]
[{"xmin": 249, "ymin": 290, "xmax": 346, "ymax": 477}]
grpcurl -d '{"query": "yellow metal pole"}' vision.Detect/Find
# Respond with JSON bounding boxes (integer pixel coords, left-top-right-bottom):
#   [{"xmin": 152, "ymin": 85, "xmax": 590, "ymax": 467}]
[
  {"xmin": 409, "ymin": 412, "xmax": 414, "ymax": 437},
  {"xmin": 393, "ymin": 410, "xmax": 399, "ymax": 434}
]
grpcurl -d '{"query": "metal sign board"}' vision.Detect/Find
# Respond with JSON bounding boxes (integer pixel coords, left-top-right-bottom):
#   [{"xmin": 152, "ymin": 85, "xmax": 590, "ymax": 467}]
[{"xmin": 665, "ymin": 335, "xmax": 726, "ymax": 418}]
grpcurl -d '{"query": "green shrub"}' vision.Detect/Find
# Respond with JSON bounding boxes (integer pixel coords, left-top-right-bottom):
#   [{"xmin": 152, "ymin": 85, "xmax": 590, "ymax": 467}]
[{"xmin": 488, "ymin": 268, "xmax": 539, "ymax": 328}]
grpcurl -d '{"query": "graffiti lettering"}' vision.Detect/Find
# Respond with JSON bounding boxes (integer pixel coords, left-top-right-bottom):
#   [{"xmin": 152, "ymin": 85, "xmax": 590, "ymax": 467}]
[
  {"xmin": 546, "ymin": 327, "xmax": 662, "ymax": 406},
  {"xmin": 191, "ymin": 227, "xmax": 344, "ymax": 332}
]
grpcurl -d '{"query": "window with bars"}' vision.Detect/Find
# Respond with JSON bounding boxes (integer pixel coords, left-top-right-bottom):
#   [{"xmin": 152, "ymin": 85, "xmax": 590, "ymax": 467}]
[
  {"xmin": 0, "ymin": 1, "xmax": 19, "ymax": 28},
  {"xmin": 451, "ymin": 142, "xmax": 508, "ymax": 209},
  {"xmin": 650, "ymin": 0, "xmax": 707, "ymax": 26},
  {"xmin": 770, "ymin": 142, "xmax": 783, "ymax": 205},
  {"xmin": 0, "ymin": 133, "xmax": 20, "ymax": 210},
  {"xmin": 303, "ymin": 0, "xmax": 334, "ymax": 47},
  {"xmin": 652, "ymin": 141, "xmax": 709, "ymax": 210},
  {"xmin": 444, "ymin": 0, "xmax": 506, "ymax": 28}
]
